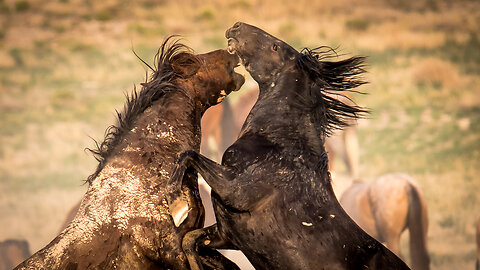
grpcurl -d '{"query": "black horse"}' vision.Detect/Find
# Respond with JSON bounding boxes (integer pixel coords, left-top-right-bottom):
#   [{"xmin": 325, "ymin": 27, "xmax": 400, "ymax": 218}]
[{"xmin": 167, "ymin": 23, "xmax": 410, "ymax": 269}]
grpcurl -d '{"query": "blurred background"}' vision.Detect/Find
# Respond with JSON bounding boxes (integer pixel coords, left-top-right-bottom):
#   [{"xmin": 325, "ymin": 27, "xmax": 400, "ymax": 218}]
[{"xmin": 0, "ymin": 0, "xmax": 479, "ymax": 269}]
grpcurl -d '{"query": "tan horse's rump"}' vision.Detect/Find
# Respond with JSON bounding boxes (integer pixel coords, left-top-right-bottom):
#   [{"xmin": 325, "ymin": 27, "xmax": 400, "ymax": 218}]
[{"xmin": 340, "ymin": 173, "xmax": 430, "ymax": 270}]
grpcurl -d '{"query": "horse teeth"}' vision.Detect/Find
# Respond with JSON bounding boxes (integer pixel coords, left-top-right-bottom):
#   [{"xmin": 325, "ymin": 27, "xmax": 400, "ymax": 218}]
[{"xmin": 217, "ymin": 90, "xmax": 227, "ymax": 103}]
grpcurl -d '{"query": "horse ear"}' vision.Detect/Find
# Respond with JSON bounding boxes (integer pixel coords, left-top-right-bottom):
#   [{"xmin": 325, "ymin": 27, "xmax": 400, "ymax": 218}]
[{"xmin": 171, "ymin": 52, "xmax": 201, "ymax": 77}]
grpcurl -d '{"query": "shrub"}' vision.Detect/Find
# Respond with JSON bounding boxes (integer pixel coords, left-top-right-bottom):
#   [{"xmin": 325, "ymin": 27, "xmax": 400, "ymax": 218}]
[
  {"xmin": 345, "ymin": 18, "xmax": 370, "ymax": 31},
  {"xmin": 195, "ymin": 9, "xmax": 215, "ymax": 21},
  {"xmin": 95, "ymin": 10, "xmax": 112, "ymax": 21},
  {"xmin": 14, "ymin": 1, "xmax": 29, "ymax": 12}
]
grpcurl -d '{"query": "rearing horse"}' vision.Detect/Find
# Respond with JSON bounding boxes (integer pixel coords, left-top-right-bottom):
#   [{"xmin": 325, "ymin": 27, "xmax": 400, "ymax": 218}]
[
  {"xmin": 167, "ymin": 22, "xmax": 410, "ymax": 269},
  {"xmin": 15, "ymin": 37, "xmax": 244, "ymax": 270}
]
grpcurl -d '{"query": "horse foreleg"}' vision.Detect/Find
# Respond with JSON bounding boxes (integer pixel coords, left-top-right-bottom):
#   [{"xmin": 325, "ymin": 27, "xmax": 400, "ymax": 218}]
[
  {"xmin": 184, "ymin": 224, "xmax": 239, "ymax": 270},
  {"xmin": 166, "ymin": 150, "xmax": 243, "ymax": 227}
]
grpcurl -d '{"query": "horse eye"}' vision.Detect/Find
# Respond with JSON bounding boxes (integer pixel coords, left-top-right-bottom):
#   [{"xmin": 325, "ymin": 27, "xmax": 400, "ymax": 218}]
[{"xmin": 273, "ymin": 44, "xmax": 278, "ymax": 51}]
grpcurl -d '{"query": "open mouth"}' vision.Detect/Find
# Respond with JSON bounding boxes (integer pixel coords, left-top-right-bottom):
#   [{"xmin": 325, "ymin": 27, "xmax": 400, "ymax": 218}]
[
  {"xmin": 227, "ymin": 38, "xmax": 238, "ymax": 54},
  {"xmin": 227, "ymin": 39, "xmax": 249, "ymax": 71},
  {"xmin": 228, "ymin": 53, "xmax": 244, "ymax": 91},
  {"xmin": 232, "ymin": 68, "xmax": 245, "ymax": 91},
  {"xmin": 226, "ymin": 37, "xmax": 245, "ymax": 90}
]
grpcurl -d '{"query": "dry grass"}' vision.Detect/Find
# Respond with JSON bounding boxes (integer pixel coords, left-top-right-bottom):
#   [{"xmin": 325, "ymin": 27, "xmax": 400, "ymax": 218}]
[
  {"xmin": 411, "ymin": 57, "xmax": 462, "ymax": 88},
  {"xmin": 1, "ymin": 0, "xmax": 480, "ymax": 268}
]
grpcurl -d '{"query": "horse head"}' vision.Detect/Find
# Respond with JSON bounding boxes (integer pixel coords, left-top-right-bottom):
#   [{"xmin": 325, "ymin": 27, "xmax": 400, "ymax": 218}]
[
  {"xmin": 226, "ymin": 22, "xmax": 367, "ymax": 137},
  {"xmin": 170, "ymin": 48, "xmax": 244, "ymax": 112},
  {"xmin": 226, "ymin": 22, "xmax": 298, "ymax": 85}
]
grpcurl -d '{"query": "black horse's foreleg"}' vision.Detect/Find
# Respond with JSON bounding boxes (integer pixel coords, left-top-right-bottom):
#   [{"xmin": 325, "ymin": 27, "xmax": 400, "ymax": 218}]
[
  {"xmin": 167, "ymin": 150, "xmax": 243, "ymax": 226},
  {"xmin": 185, "ymin": 224, "xmax": 240, "ymax": 270}
]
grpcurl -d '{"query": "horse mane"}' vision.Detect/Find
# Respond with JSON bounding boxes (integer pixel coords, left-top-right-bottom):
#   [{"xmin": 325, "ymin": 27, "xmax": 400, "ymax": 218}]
[
  {"xmin": 85, "ymin": 36, "xmax": 199, "ymax": 184},
  {"xmin": 295, "ymin": 46, "xmax": 368, "ymax": 136}
]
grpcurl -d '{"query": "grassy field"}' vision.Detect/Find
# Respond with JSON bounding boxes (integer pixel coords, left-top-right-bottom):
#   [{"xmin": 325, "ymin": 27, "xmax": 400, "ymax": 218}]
[{"xmin": 1, "ymin": 0, "xmax": 479, "ymax": 268}]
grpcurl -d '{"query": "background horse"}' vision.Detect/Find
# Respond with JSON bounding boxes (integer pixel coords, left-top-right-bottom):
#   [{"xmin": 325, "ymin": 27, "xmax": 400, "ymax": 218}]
[
  {"xmin": 15, "ymin": 37, "xmax": 244, "ymax": 269},
  {"xmin": 167, "ymin": 22, "xmax": 409, "ymax": 269},
  {"xmin": 340, "ymin": 173, "xmax": 430, "ymax": 270},
  {"xmin": 200, "ymin": 98, "xmax": 237, "ymax": 163},
  {"xmin": 0, "ymin": 240, "xmax": 30, "ymax": 270}
]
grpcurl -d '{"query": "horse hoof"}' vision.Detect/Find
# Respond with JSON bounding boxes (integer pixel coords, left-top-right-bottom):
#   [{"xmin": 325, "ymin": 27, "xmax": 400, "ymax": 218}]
[{"xmin": 169, "ymin": 199, "xmax": 190, "ymax": 227}]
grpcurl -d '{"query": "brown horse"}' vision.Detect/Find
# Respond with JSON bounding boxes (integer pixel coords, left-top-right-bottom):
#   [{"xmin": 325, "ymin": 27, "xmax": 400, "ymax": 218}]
[
  {"xmin": 201, "ymin": 86, "xmax": 360, "ymax": 179},
  {"xmin": 340, "ymin": 173, "xmax": 430, "ymax": 270},
  {"xmin": 15, "ymin": 37, "xmax": 244, "ymax": 270},
  {"xmin": 0, "ymin": 240, "xmax": 30, "ymax": 270}
]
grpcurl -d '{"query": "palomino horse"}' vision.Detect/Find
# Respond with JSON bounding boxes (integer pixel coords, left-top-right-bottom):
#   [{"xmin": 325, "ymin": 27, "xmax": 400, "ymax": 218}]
[
  {"xmin": 201, "ymin": 87, "xmax": 360, "ymax": 178},
  {"xmin": 167, "ymin": 22, "xmax": 409, "ymax": 269},
  {"xmin": 340, "ymin": 173, "xmax": 430, "ymax": 270},
  {"xmin": 15, "ymin": 37, "xmax": 244, "ymax": 270},
  {"xmin": 0, "ymin": 240, "xmax": 30, "ymax": 270}
]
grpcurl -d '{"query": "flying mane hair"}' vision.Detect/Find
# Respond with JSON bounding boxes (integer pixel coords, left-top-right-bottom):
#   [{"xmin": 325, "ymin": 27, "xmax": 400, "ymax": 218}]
[
  {"xmin": 295, "ymin": 46, "xmax": 368, "ymax": 137},
  {"xmin": 85, "ymin": 36, "xmax": 200, "ymax": 184}
]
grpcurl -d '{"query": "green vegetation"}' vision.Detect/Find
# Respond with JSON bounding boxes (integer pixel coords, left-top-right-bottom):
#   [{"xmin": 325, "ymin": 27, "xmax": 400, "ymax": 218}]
[
  {"xmin": 345, "ymin": 18, "xmax": 370, "ymax": 31},
  {"xmin": 14, "ymin": 0, "xmax": 29, "ymax": 12},
  {"xmin": 441, "ymin": 32, "xmax": 480, "ymax": 74},
  {"xmin": 95, "ymin": 10, "xmax": 113, "ymax": 21},
  {"xmin": 195, "ymin": 9, "xmax": 215, "ymax": 21},
  {"xmin": 0, "ymin": 1, "xmax": 10, "ymax": 14}
]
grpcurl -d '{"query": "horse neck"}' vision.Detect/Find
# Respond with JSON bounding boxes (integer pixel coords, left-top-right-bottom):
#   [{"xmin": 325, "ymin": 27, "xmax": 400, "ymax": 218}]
[
  {"xmin": 108, "ymin": 89, "xmax": 202, "ymax": 174},
  {"xmin": 17, "ymin": 91, "xmax": 203, "ymax": 268},
  {"xmin": 245, "ymin": 71, "xmax": 326, "ymax": 159}
]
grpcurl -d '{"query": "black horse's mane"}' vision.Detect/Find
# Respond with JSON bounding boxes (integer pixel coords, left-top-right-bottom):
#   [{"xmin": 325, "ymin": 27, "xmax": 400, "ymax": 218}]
[
  {"xmin": 295, "ymin": 46, "xmax": 368, "ymax": 136},
  {"xmin": 85, "ymin": 36, "xmax": 198, "ymax": 184}
]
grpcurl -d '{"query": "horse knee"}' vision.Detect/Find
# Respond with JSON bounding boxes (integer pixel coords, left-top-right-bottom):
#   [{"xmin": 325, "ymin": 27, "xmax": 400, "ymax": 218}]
[{"xmin": 182, "ymin": 229, "xmax": 205, "ymax": 253}]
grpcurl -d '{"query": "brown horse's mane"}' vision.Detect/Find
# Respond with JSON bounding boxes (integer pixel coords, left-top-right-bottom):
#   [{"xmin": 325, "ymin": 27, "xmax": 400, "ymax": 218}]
[
  {"xmin": 85, "ymin": 36, "xmax": 199, "ymax": 184},
  {"xmin": 295, "ymin": 46, "xmax": 368, "ymax": 136}
]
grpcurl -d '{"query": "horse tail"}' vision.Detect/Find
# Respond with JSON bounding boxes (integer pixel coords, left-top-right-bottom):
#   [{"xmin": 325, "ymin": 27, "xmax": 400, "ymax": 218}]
[
  {"xmin": 220, "ymin": 98, "xmax": 237, "ymax": 153},
  {"xmin": 406, "ymin": 178, "xmax": 430, "ymax": 270},
  {"xmin": 476, "ymin": 217, "xmax": 480, "ymax": 270}
]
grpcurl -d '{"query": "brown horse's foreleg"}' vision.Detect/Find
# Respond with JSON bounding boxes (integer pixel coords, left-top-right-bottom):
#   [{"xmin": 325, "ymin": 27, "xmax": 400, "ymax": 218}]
[
  {"xmin": 184, "ymin": 224, "xmax": 239, "ymax": 270},
  {"xmin": 167, "ymin": 150, "xmax": 247, "ymax": 226}
]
